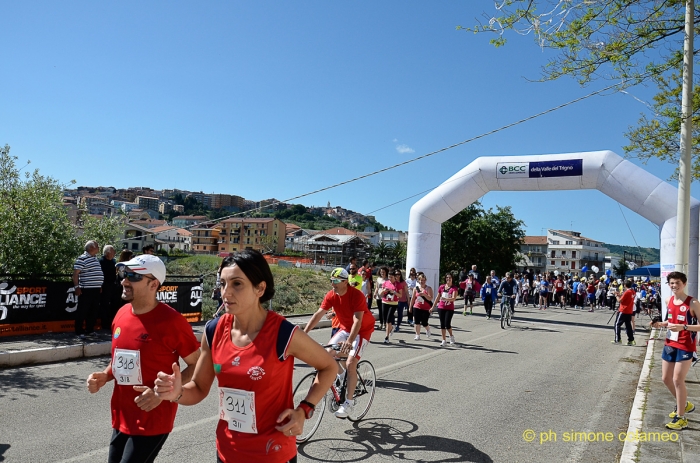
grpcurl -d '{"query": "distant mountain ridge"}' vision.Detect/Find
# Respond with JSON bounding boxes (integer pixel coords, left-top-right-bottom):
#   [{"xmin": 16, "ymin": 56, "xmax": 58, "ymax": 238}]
[{"xmin": 604, "ymin": 243, "xmax": 659, "ymax": 265}]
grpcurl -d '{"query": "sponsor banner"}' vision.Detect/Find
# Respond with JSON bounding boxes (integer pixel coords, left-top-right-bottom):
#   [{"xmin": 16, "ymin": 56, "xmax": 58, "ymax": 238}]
[
  {"xmin": 529, "ymin": 159, "xmax": 583, "ymax": 178},
  {"xmin": 0, "ymin": 278, "xmax": 201, "ymax": 337},
  {"xmin": 497, "ymin": 159, "xmax": 583, "ymax": 178},
  {"xmin": 497, "ymin": 162, "xmax": 529, "ymax": 178}
]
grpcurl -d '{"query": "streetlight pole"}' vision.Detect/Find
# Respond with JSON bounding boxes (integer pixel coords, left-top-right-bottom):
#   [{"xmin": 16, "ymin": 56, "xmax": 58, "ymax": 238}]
[{"xmin": 675, "ymin": 0, "xmax": 694, "ymax": 273}]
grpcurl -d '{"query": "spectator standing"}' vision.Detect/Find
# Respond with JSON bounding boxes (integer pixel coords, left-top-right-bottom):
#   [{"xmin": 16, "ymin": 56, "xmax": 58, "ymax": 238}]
[
  {"xmin": 347, "ymin": 264, "xmax": 363, "ymax": 291},
  {"xmin": 373, "ymin": 267, "xmax": 389, "ymax": 330},
  {"xmin": 652, "ymin": 271, "xmax": 699, "ymax": 430},
  {"xmin": 99, "ymin": 245, "xmax": 117, "ymax": 331},
  {"xmin": 405, "ymin": 268, "xmax": 418, "ymax": 327},
  {"xmin": 113, "ymin": 250, "xmax": 134, "ymax": 313},
  {"xmin": 457, "ymin": 268, "xmax": 466, "ymax": 297},
  {"xmin": 607, "ymin": 282, "xmax": 618, "ymax": 311},
  {"xmin": 612, "ymin": 280, "xmax": 636, "ymax": 345},
  {"xmin": 345, "ymin": 256, "xmax": 357, "ymax": 273},
  {"xmin": 469, "ymin": 265, "xmax": 480, "ymax": 284},
  {"xmin": 73, "ymin": 240, "xmax": 104, "ymax": 338}
]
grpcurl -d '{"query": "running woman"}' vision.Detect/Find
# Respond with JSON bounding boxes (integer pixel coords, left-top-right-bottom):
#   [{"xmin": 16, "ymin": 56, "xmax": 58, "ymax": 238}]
[
  {"xmin": 461, "ymin": 274, "xmax": 479, "ymax": 315},
  {"xmin": 434, "ymin": 273, "xmax": 458, "ymax": 346},
  {"xmin": 405, "ymin": 268, "xmax": 418, "ymax": 327},
  {"xmin": 409, "ymin": 272, "xmax": 433, "ymax": 340},
  {"xmin": 652, "ymin": 271, "xmax": 699, "ymax": 430},
  {"xmin": 380, "ymin": 272, "xmax": 401, "ymax": 344},
  {"xmin": 153, "ymin": 250, "xmax": 336, "ymax": 463}
]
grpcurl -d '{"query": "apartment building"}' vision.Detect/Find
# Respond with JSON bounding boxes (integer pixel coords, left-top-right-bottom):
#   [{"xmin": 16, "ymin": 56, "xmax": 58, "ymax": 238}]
[
  {"xmin": 517, "ymin": 236, "xmax": 548, "ymax": 274},
  {"xmin": 136, "ymin": 196, "xmax": 159, "ymax": 212},
  {"xmin": 191, "ymin": 224, "xmax": 221, "ymax": 253},
  {"xmin": 172, "ymin": 215, "xmax": 207, "ymax": 228},
  {"xmin": 217, "ymin": 218, "xmax": 285, "ymax": 254},
  {"xmin": 546, "ymin": 229, "xmax": 609, "ymax": 276}
]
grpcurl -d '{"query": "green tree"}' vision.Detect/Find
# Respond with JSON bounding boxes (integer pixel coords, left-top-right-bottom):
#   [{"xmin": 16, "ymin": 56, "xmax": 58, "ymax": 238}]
[
  {"xmin": 373, "ymin": 242, "xmax": 391, "ymax": 265},
  {"xmin": 0, "ymin": 145, "xmax": 125, "ymax": 276},
  {"xmin": 79, "ymin": 214, "xmax": 126, "ymax": 252},
  {"xmin": 0, "ymin": 145, "xmax": 79, "ymax": 275},
  {"xmin": 463, "ymin": 1, "xmax": 699, "ymax": 175},
  {"xmin": 440, "ymin": 202, "xmax": 526, "ymax": 277},
  {"xmin": 391, "ymin": 241, "xmax": 407, "ymax": 268},
  {"xmin": 612, "ymin": 260, "xmax": 631, "ymax": 280}
]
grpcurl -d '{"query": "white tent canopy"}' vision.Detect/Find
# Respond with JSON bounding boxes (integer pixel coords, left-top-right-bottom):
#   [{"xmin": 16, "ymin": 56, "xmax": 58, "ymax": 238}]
[{"xmin": 406, "ymin": 150, "xmax": 699, "ymax": 309}]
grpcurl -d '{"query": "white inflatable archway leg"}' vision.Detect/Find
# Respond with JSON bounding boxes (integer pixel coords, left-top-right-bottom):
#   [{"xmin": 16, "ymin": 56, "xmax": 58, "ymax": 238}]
[{"xmin": 406, "ymin": 151, "xmax": 699, "ymax": 309}]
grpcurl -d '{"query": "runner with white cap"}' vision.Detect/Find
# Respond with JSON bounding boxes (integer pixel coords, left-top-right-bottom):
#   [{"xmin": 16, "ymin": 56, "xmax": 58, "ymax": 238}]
[{"xmin": 86, "ymin": 254, "xmax": 201, "ymax": 463}]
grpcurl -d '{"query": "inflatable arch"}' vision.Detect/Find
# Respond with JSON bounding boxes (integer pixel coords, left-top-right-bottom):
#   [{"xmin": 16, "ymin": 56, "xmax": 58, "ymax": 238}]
[{"xmin": 406, "ymin": 150, "xmax": 700, "ymax": 308}]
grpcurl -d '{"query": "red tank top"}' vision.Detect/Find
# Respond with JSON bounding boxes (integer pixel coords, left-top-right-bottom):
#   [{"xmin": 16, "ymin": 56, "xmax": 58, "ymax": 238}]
[
  {"xmin": 666, "ymin": 296, "xmax": 697, "ymax": 352},
  {"xmin": 210, "ymin": 312, "xmax": 297, "ymax": 463}
]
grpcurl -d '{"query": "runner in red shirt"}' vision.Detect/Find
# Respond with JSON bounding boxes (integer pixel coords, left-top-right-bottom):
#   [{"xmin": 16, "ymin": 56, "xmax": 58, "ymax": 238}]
[
  {"xmin": 153, "ymin": 250, "xmax": 336, "ymax": 463},
  {"xmin": 652, "ymin": 271, "xmax": 699, "ymax": 430},
  {"xmin": 304, "ymin": 267, "xmax": 375, "ymax": 418},
  {"xmin": 86, "ymin": 254, "xmax": 201, "ymax": 463}
]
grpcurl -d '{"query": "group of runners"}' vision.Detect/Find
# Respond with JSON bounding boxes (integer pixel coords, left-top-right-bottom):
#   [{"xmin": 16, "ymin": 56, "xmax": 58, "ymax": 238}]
[
  {"xmin": 84, "ymin": 251, "xmax": 697, "ymax": 463},
  {"xmin": 86, "ymin": 251, "xmax": 377, "ymax": 463}
]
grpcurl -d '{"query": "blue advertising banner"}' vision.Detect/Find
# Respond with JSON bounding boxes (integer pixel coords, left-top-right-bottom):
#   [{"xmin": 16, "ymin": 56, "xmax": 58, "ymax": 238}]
[{"xmin": 529, "ymin": 159, "xmax": 583, "ymax": 178}]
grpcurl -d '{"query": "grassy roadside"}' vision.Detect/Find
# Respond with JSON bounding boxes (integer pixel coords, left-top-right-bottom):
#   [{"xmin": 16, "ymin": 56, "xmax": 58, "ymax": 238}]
[{"xmin": 165, "ymin": 255, "xmax": 331, "ymax": 319}]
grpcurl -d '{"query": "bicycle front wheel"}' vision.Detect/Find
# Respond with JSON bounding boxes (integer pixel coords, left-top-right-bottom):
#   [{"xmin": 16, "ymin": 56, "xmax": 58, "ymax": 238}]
[
  {"xmin": 293, "ymin": 372, "xmax": 326, "ymax": 443},
  {"xmin": 347, "ymin": 360, "xmax": 376, "ymax": 422},
  {"xmin": 506, "ymin": 304, "xmax": 512, "ymax": 327}
]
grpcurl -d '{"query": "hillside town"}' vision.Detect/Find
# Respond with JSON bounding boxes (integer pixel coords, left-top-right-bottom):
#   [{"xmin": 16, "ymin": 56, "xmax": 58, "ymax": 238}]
[{"xmin": 62, "ymin": 185, "xmax": 647, "ymax": 274}]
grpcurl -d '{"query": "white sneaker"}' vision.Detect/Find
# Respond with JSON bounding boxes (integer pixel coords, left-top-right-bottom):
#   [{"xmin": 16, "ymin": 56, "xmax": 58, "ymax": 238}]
[
  {"xmin": 449, "ymin": 335, "xmax": 455, "ymax": 345},
  {"xmin": 414, "ymin": 335, "xmax": 420, "ymax": 340},
  {"xmin": 440, "ymin": 340, "xmax": 446, "ymax": 347},
  {"xmin": 334, "ymin": 400, "xmax": 354, "ymax": 419},
  {"xmin": 426, "ymin": 327, "xmax": 432, "ymax": 338}
]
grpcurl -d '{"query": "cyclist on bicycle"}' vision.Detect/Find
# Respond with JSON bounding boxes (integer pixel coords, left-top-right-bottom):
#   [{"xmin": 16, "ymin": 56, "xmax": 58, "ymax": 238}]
[
  {"xmin": 497, "ymin": 272, "xmax": 518, "ymax": 315},
  {"xmin": 304, "ymin": 268, "xmax": 375, "ymax": 419}
]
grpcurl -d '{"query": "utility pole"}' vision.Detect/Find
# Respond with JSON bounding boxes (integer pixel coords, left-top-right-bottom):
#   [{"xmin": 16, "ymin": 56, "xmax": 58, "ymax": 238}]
[{"xmin": 675, "ymin": 0, "xmax": 694, "ymax": 273}]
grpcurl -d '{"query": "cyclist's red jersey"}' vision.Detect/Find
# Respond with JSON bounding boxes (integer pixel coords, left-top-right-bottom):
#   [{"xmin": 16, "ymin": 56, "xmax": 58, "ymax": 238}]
[
  {"xmin": 320, "ymin": 286, "xmax": 375, "ymax": 337},
  {"xmin": 210, "ymin": 312, "xmax": 297, "ymax": 463},
  {"xmin": 666, "ymin": 296, "xmax": 697, "ymax": 352}
]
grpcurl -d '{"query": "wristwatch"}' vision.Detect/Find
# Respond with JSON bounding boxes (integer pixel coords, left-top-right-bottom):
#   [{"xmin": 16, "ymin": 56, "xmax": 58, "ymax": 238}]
[
  {"xmin": 684, "ymin": 324, "xmax": 688, "ymax": 331},
  {"xmin": 298, "ymin": 400, "xmax": 315, "ymax": 419}
]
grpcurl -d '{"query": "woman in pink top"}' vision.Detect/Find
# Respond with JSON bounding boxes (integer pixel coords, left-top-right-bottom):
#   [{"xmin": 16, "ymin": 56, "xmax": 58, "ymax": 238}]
[
  {"xmin": 393, "ymin": 270, "xmax": 408, "ymax": 333},
  {"xmin": 434, "ymin": 273, "xmax": 458, "ymax": 347},
  {"xmin": 409, "ymin": 272, "xmax": 433, "ymax": 340}
]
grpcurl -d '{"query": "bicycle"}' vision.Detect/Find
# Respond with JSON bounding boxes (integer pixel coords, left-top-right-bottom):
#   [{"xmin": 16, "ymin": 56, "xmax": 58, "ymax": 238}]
[
  {"xmin": 499, "ymin": 294, "xmax": 514, "ymax": 330},
  {"xmin": 293, "ymin": 344, "xmax": 377, "ymax": 443}
]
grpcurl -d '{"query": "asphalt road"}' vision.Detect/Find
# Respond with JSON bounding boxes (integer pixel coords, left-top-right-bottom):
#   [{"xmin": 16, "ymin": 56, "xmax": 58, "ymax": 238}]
[{"xmin": 0, "ymin": 305, "xmax": 646, "ymax": 463}]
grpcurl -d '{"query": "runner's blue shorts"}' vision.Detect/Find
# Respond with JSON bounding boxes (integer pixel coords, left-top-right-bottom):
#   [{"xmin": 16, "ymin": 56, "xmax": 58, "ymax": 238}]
[{"xmin": 661, "ymin": 345, "xmax": 694, "ymax": 363}]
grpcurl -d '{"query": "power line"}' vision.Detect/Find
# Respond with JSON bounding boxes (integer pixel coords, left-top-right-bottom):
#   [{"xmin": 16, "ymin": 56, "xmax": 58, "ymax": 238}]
[{"xmin": 120, "ymin": 81, "xmax": 624, "ymax": 243}]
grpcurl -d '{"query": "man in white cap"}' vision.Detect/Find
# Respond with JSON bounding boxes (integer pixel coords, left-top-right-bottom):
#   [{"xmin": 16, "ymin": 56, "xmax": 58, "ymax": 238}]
[{"xmin": 85, "ymin": 254, "xmax": 200, "ymax": 463}]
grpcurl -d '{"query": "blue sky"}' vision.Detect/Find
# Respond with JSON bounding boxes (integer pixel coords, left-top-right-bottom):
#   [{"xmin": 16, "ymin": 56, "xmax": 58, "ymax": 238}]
[{"xmin": 1, "ymin": 1, "xmax": 694, "ymax": 249}]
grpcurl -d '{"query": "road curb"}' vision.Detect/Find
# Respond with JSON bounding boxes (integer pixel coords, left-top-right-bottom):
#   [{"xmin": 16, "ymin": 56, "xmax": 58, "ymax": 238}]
[
  {"xmin": 0, "ymin": 319, "xmax": 331, "ymax": 368},
  {"xmin": 620, "ymin": 329, "xmax": 657, "ymax": 462}
]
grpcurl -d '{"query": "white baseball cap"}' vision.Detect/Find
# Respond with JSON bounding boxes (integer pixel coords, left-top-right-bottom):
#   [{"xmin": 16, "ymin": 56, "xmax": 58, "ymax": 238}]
[{"xmin": 117, "ymin": 254, "xmax": 166, "ymax": 285}]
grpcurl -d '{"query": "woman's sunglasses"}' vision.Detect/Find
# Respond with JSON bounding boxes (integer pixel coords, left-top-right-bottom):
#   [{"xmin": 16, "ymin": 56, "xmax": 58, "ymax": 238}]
[{"xmin": 119, "ymin": 269, "xmax": 155, "ymax": 283}]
